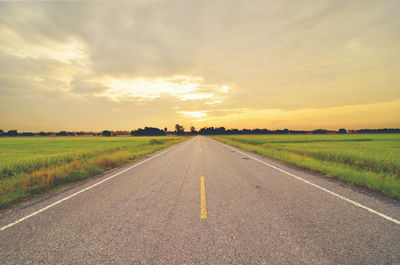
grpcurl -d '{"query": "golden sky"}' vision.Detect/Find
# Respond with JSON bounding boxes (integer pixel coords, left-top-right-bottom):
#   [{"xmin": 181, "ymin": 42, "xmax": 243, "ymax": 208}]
[{"xmin": 0, "ymin": 1, "xmax": 399, "ymax": 131}]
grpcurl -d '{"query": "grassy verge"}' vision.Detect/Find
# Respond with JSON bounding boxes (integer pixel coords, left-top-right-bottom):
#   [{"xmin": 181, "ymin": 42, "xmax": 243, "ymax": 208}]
[
  {"xmin": 0, "ymin": 136, "xmax": 189, "ymax": 210},
  {"xmin": 211, "ymin": 135, "xmax": 400, "ymax": 199}
]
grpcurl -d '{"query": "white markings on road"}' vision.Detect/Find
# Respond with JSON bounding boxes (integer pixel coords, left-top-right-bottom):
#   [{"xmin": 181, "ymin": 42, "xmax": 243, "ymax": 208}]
[
  {"xmin": 1, "ymin": 148, "xmax": 172, "ymax": 232},
  {"xmin": 223, "ymin": 144, "xmax": 400, "ymax": 225}
]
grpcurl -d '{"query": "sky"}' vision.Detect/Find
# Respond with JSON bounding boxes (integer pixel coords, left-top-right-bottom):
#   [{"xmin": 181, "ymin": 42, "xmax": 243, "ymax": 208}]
[{"xmin": 0, "ymin": 0, "xmax": 399, "ymax": 132}]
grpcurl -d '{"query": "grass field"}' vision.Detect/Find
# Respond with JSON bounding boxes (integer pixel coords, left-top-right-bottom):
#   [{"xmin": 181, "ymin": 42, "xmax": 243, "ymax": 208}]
[
  {"xmin": 212, "ymin": 134, "xmax": 400, "ymax": 199},
  {"xmin": 0, "ymin": 136, "xmax": 188, "ymax": 209}
]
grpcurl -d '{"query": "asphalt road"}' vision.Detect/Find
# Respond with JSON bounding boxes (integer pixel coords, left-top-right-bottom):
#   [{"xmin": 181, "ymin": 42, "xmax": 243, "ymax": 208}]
[{"xmin": 1, "ymin": 136, "xmax": 399, "ymax": 264}]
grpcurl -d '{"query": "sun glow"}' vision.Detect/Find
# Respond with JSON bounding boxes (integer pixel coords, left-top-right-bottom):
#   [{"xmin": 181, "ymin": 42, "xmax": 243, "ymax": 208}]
[
  {"xmin": 99, "ymin": 75, "xmax": 229, "ymax": 102},
  {"xmin": 179, "ymin": 111, "xmax": 208, "ymax": 118},
  {"xmin": 180, "ymin": 93, "xmax": 213, "ymax": 100}
]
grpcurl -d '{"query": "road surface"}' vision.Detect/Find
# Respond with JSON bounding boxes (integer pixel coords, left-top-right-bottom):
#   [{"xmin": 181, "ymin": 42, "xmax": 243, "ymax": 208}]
[{"xmin": 1, "ymin": 136, "xmax": 399, "ymax": 264}]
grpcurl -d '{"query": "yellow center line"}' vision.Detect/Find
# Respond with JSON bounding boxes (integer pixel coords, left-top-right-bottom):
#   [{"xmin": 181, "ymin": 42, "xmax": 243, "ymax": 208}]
[{"xmin": 200, "ymin": 176, "xmax": 207, "ymax": 219}]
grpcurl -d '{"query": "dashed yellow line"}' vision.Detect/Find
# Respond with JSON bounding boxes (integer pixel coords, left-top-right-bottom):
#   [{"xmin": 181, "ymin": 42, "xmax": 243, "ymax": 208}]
[{"xmin": 200, "ymin": 176, "xmax": 207, "ymax": 219}]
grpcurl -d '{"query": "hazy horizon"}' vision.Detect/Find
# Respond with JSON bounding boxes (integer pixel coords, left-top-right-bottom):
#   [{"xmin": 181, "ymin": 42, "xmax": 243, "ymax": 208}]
[{"xmin": 1, "ymin": 1, "xmax": 399, "ymax": 131}]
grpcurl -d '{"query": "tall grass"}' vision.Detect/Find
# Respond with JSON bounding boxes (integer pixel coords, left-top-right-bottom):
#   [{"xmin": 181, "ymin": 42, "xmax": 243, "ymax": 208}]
[
  {"xmin": 0, "ymin": 136, "xmax": 188, "ymax": 209},
  {"xmin": 212, "ymin": 134, "xmax": 400, "ymax": 199}
]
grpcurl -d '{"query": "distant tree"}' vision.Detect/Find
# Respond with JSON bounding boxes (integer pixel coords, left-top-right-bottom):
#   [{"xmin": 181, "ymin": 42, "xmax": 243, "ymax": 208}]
[
  {"xmin": 21, "ymin": 132, "xmax": 34, "ymax": 136},
  {"xmin": 289, "ymin": 130, "xmax": 308, "ymax": 134},
  {"xmin": 56, "ymin": 131, "xmax": 67, "ymax": 136},
  {"xmin": 164, "ymin": 127, "xmax": 167, "ymax": 133},
  {"xmin": 355, "ymin": 128, "xmax": 400, "ymax": 134},
  {"xmin": 130, "ymin": 127, "xmax": 166, "ymax": 136},
  {"xmin": 217, "ymin": 127, "xmax": 226, "ymax": 135},
  {"xmin": 0, "ymin": 129, "xmax": 4, "ymax": 136},
  {"xmin": 175, "ymin": 124, "xmax": 184, "ymax": 136},
  {"xmin": 102, "ymin": 130, "xmax": 112, "ymax": 136},
  {"xmin": 113, "ymin": 130, "xmax": 130, "ymax": 136},
  {"xmin": 39, "ymin": 131, "xmax": 48, "ymax": 136},
  {"xmin": 337, "ymin": 128, "xmax": 347, "ymax": 134},
  {"xmin": 197, "ymin": 127, "xmax": 313, "ymax": 135},
  {"xmin": 312, "ymin": 129, "xmax": 328, "ymax": 134},
  {"xmin": 190, "ymin": 126, "xmax": 197, "ymax": 135},
  {"xmin": 7, "ymin": 130, "xmax": 18, "ymax": 136}
]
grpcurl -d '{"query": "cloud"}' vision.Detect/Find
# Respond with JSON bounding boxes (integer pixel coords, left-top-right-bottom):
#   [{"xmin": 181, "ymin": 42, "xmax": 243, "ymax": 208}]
[{"xmin": 69, "ymin": 77, "xmax": 109, "ymax": 95}]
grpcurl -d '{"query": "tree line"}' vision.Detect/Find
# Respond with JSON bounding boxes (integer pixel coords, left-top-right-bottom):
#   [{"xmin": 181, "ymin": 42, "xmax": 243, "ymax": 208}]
[{"xmin": 1, "ymin": 126, "xmax": 400, "ymax": 137}]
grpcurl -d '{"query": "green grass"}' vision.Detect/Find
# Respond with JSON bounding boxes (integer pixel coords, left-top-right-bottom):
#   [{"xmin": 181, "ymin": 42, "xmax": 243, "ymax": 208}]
[
  {"xmin": 212, "ymin": 134, "xmax": 400, "ymax": 199},
  {"xmin": 0, "ymin": 136, "xmax": 188, "ymax": 209}
]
